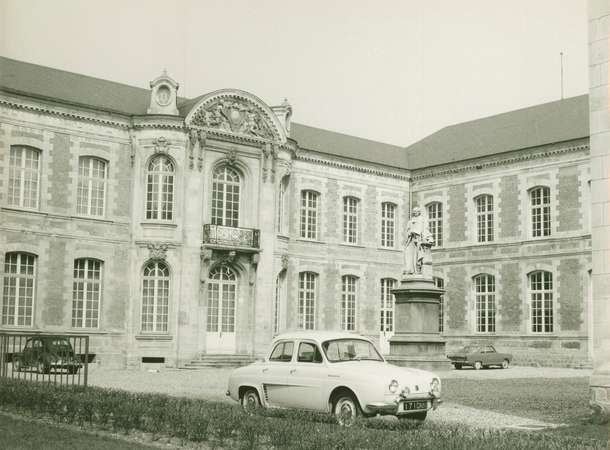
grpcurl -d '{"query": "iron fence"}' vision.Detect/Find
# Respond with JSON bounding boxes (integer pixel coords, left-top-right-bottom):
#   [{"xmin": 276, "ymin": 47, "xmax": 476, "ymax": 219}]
[{"xmin": 0, "ymin": 333, "xmax": 89, "ymax": 386}]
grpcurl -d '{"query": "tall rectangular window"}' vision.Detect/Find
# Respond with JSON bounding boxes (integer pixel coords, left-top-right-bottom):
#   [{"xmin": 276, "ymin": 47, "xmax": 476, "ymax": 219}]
[
  {"xmin": 530, "ymin": 271, "xmax": 553, "ymax": 333},
  {"xmin": 141, "ymin": 261, "xmax": 170, "ymax": 333},
  {"xmin": 341, "ymin": 275, "xmax": 357, "ymax": 331},
  {"xmin": 300, "ymin": 191, "xmax": 319, "ymax": 240},
  {"xmin": 427, "ymin": 202, "xmax": 443, "ymax": 247},
  {"xmin": 380, "ymin": 202, "xmax": 396, "ymax": 248},
  {"xmin": 343, "ymin": 197, "xmax": 359, "ymax": 244},
  {"xmin": 2, "ymin": 252, "xmax": 36, "ymax": 327},
  {"xmin": 474, "ymin": 274, "xmax": 495, "ymax": 333},
  {"xmin": 277, "ymin": 176, "xmax": 289, "ymax": 234},
  {"xmin": 72, "ymin": 258, "xmax": 102, "ymax": 328},
  {"xmin": 530, "ymin": 186, "xmax": 551, "ymax": 237},
  {"xmin": 380, "ymin": 278, "xmax": 395, "ymax": 333},
  {"xmin": 146, "ymin": 156, "xmax": 174, "ymax": 221},
  {"xmin": 298, "ymin": 272, "xmax": 317, "ymax": 330},
  {"xmin": 211, "ymin": 166, "xmax": 240, "ymax": 227},
  {"xmin": 434, "ymin": 277, "xmax": 445, "ymax": 333},
  {"xmin": 475, "ymin": 195, "xmax": 494, "ymax": 242},
  {"xmin": 8, "ymin": 146, "xmax": 40, "ymax": 209},
  {"xmin": 77, "ymin": 157, "xmax": 107, "ymax": 217}
]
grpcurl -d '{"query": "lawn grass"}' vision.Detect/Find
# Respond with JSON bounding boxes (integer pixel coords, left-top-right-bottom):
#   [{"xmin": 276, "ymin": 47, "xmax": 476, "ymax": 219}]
[
  {"xmin": 0, "ymin": 414, "xmax": 156, "ymax": 450},
  {"xmin": 443, "ymin": 376, "xmax": 609, "ymax": 443}
]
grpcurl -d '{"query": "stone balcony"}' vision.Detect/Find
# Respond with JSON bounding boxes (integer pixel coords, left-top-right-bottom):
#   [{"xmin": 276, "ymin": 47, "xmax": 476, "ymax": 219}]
[{"xmin": 202, "ymin": 224, "xmax": 260, "ymax": 251}]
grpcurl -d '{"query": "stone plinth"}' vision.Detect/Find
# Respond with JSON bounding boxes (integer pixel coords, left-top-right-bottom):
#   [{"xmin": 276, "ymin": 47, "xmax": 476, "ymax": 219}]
[{"xmin": 387, "ymin": 276, "xmax": 452, "ymax": 371}]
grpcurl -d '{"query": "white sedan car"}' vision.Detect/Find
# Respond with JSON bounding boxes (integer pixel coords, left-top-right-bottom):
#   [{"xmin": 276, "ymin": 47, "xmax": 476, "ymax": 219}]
[{"xmin": 226, "ymin": 331, "xmax": 441, "ymax": 426}]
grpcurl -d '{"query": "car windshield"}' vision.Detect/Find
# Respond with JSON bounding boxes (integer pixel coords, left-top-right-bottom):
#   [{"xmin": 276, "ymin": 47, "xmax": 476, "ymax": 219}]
[
  {"xmin": 322, "ymin": 339, "xmax": 383, "ymax": 363},
  {"xmin": 459, "ymin": 346, "xmax": 474, "ymax": 353},
  {"xmin": 48, "ymin": 339, "xmax": 72, "ymax": 350}
]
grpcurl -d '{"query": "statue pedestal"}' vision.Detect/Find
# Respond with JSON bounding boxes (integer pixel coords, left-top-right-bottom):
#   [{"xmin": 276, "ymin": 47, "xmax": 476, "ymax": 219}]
[{"xmin": 387, "ymin": 276, "xmax": 452, "ymax": 371}]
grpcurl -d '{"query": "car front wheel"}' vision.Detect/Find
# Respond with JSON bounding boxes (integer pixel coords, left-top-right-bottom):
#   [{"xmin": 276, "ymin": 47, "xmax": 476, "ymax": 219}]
[
  {"xmin": 453, "ymin": 363, "xmax": 462, "ymax": 370},
  {"xmin": 333, "ymin": 393, "xmax": 360, "ymax": 427},
  {"xmin": 501, "ymin": 359, "xmax": 510, "ymax": 369},
  {"xmin": 241, "ymin": 388, "xmax": 261, "ymax": 414},
  {"xmin": 474, "ymin": 361, "xmax": 483, "ymax": 370}
]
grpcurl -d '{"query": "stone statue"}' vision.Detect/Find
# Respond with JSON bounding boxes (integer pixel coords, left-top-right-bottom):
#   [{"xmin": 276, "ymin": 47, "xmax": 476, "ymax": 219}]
[{"xmin": 403, "ymin": 206, "xmax": 434, "ymax": 276}]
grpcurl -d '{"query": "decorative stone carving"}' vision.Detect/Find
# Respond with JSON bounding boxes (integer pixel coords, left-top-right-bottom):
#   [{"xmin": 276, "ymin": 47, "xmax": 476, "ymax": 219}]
[
  {"xmin": 197, "ymin": 129, "xmax": 206, "ymax": 172},
  {"xmin": 403, "ymin": 207, "xmax": 434, "ymax": 277},
  {"xmin": 190, "ymin": 97, "xmax": 277, "ymax": 141},
  {"xmin": 218, "ymin": 250, "xmax": 237, "ymax": 266},
  {"xmin": 129, "ymin": 129, "xmax": 137, "ymax": 167},
  {"xmin": 226, "ymin": 148, "xmax": 238, "ymax": 167},
  {"xmin": 281, "ymin": 254, "xmax": 289, "ymax": 270},
  {"xmin": 153, "ymin": 136, "xmax": 170, "ymax": 154},
  {"xmin": 250, "ymin": 253, "xmax": 260, "ymax": 285},
  {"xmin": 271, "ymin": 144, "xmax": 278, "ymax": 182},
  {"xmin": 262, "ymin": 143, "xmax": 271, "ymax": 182},
  {"xmin": 148, "ymin": 70, "xmax": 179, "ymax": 116},
  {"xmin": 147, "ymin": 243, "xmax": 169, "ymax": 261},
  {"xmin": 188, "ymin": 128, "xmax": 198, "ymax": 169}
]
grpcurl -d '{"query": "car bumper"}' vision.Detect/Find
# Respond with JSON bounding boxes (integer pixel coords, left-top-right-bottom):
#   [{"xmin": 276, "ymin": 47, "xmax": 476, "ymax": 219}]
[{"xmin": 365, "ymin": 395, "xmax": 442, "ymax": 416}]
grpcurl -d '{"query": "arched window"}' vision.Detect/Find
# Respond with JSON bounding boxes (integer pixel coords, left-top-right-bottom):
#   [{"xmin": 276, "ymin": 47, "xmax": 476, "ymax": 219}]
[
  {"xmin": 380, "ymin": 202, "xmax": 396, "ymax": 248},
  {"xmin": 474, "ymin": 274, "xmax": 495, "ymax": 333},
  {"xmin": 141, "ymin": 261, "xmax": 170, "ymax": 332},
  {"xmin": 426, "ymin": 202, "xmax": 443, "ymax": 247},
  {"xmin": 380, "ymin": 278, "xmax": 396, "ymax": 333},
  {"xmin": 341, "ymin": 275, "xmax": 358, "ymax": 331},
  {"xmin": 277, "ymin": 176, "xmax": 289, "ymax": 234},
  {"xmin": 475, "ymin": 194, "xmax": 494, "ymax": 242},
  {"xmin": 530, "ymin": 186, "xmax": 551, "ymax": 237},
  {"xmin": 298, "ymin": 272, "xmax": 317, "ymax": 329},
  {"xmin": 2, "ymin": 252, "xmax": 36, "ymax": 327},
  {"xmin": 212, "ymin": 166, "xmax": 240, "ymax": 227},
  {"xmin": 529, "ymin": 270, "xmax": 553, "ymax": 333},
  {"xmin": 77, "ymin": 157, "xmax": 107, "ymax": 217},
  {"xmin": 207, "ymin": 265, "xmax": 237, "ymax": 334},
  {"xmin": 8, "ymin": 146, "xmax": 40, "ymax": 209},
  {"xmin": 146, "ymin": 156, "xmax": 174, "ymax": 221},
  {"xmin": 72, "ymin": 258, "xmax": 102, "ymax": 328},
  {"xmin": 343, "ymin": 196, "xmax": 359, "ymax": 244},
  {"xmin": 434, "ymin": 277, "xmax": 445, "ymax": 333},
  {"xmin": 300, "ymin": 191, "xmax": 319, "ymax": 240},
  {"xmin": 273, "ymin": 270, "xmax": 286, "ymax": 334}
]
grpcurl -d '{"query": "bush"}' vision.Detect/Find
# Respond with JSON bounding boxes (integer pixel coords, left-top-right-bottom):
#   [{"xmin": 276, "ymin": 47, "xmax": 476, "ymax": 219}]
[{"xmin": 0, "ymin": 378, "xmax": 604, "ymax": 450}]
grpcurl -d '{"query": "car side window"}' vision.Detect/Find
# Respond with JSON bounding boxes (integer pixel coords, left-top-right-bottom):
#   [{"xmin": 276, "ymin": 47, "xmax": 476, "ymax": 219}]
[
  {"xmin": 269, "ymin": 341, "xmax": 294, "ymax": 362},
  {"xmin": 483, "ymin": 346, "xmax": 494, "ymax": 353},
  {"xmin": 297, "ymin": 342, "xmax": 323, "ymax": 363}
]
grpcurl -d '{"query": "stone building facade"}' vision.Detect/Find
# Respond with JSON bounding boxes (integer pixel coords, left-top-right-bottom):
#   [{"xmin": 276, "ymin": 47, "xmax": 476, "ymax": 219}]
[{"xmin": 0, "ymin": 57, "xmax": 591, "ymax": 368}]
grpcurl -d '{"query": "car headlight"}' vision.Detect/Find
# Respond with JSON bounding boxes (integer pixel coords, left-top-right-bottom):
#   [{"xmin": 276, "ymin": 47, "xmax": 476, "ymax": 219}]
[
  {"xmin": 430, "ymin": 377, "xmax": 441, "ymax": 396},
  {"xmin": 400, "ymin": 387, "xmax": 410, "ymax": 398},
  {"xmin": 388, "ymin": 379, "xmax": 399, "ymax": 393}
]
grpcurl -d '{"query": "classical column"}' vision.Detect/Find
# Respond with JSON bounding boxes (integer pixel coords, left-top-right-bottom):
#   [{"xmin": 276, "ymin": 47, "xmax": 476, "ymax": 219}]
[{"xmin": 589, "ymin": 0, "xmax": 610, "ymax": 422}]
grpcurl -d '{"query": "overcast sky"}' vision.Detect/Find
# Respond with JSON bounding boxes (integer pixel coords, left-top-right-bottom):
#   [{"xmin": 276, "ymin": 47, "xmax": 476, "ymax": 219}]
[{"xmin": 1, "ymin": 0, "xmax": 588, "ymax": 146}]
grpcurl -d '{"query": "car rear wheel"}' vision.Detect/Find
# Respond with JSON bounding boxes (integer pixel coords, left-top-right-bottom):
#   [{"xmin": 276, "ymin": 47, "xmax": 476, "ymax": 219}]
[
  {"xmin": 241, "ymin": 388, "xmax": 261, "ymax": 414},
  {"xmin": 333, "ymin": 393, "xmax": 360, "ymax": 427},
  {"xmin": 501, "ymin": 359, "xmax": 510, "ymax": 369},
  {"xmin": 453, "ymin": 363, "xmax": 462, "ymax": 370},
  {"xmin": 399, "ymin": 411, "xmax": 427, "ymax": 422},
  {"xmin": 37, "ymin": 361, "xmax": 50, "ymax": 374},
  {"xmin": 474, "ymin": 361, "xmax": 483, "ymax": 370},
  {"xmin": 12, "ymin": 356, "xmax": 22, "ymax": 372}
]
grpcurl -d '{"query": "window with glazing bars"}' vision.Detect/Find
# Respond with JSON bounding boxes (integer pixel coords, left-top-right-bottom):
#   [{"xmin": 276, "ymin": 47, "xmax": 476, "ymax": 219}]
[
  {"xmin": 530, "ymin": 186, "xmax": 551, "ymax": 237},
  {"xmin": 2, "ymin": 252, "xmax": 36, "ymax": 327},
  {"xmin": 474, "ymin": 274, "xmax": 495, "ymax": 333},
  {"xmin": 381, "ymin": 202, "xmax": 396, "ymax": 247},
  {"xmin": 341, "ymin": 275, "xmax": 357, "ymax": 331},
  {"xmin": 530, "ymin": 271, "xmax": 553, "ymax": 333},
  {"xmin": 141, "ymin": 261, "xmax": 170, "ymax": 332},
  {"xmin": 434, "ymin": 277, "xmax": 445, "ymax": 333},
  {"xmin": 380, "ymin": 278, "xmax": 395, "ymax": 333},
  {"xmin": 427, "ymin": 202, "xmax": 443, "ymax": 247},
  {"xmin": 146, "ymin": 156, "xmax": 174, "ymax": 221},
  {"xmin": 475, "ymin": 195, "xmax": 494, "ymax": 242},
  {"xmin": 206, "ymin": 265, "xmax": 237, "ymax": 333},
  {"xmin": 77, "ymin": 157, "xmax": 107, "ymax": 217},
  {"xmin": 8, "ymin": 146, "xmax": 40, "ymax": 209},
  {"xmin": 343, "ymin": 197, "xmax": 359, "ymax": 244},
  {"xmin": 211, "ymin": 166, "xmax": 240, "ymax": 227},
  {"xmin": 300, "ymin": 191, "xmax": 319, "ymax": 240},
  {"xmin": 298, "ymin": 272, "xmax": 317, "ymax": 329},
  {"xmin": 72, "ymin": 258, "xmax": 102, "ymax": 328}
]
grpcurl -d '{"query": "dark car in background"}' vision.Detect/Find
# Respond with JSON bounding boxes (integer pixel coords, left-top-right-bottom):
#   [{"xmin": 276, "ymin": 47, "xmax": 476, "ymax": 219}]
[
  {"xmin": 12, "ymin": 336, "xmax": 82, "ymax": 374},
  {"xmin": 447, "ymin": 345, "xmax": 512, "ymax": 370}
]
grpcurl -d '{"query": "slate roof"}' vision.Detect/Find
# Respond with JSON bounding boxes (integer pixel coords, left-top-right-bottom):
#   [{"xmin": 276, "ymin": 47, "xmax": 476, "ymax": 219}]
[
  {"xmin": 0, "ymin": 56, "xmax": 590, "ymax": 170},
  {"xmin": 405, "ymin": 95, "xmax": 590, "ymax": 169}
]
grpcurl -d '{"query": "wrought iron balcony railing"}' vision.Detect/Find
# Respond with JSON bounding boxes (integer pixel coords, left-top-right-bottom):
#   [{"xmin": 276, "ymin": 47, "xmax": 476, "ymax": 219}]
[{"xmin": 202, "ymin": 224, "xmax": 260, "ymax": 249}]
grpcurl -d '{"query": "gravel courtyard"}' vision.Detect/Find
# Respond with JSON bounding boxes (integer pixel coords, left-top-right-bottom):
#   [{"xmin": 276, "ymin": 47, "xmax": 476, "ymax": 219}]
[{"xmin": 87, "ymin": 365, "xmax": 592, "ymax": 430}]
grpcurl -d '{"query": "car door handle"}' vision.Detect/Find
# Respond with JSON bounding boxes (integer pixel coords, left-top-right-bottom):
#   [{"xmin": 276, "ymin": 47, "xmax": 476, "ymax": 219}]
[{"xmin": 290, "ymin": 369, "xmax": 296, "ymax": 374}]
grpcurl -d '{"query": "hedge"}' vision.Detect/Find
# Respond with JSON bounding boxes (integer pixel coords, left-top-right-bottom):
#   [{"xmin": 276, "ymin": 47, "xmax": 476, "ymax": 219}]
[{"xmin": 0, "ymin": 379, "xmax": 603, "ymax": 450}]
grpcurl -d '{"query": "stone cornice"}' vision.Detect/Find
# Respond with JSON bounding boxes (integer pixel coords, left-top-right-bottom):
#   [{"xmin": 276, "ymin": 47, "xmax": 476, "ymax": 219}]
[
  {"xmin": 0, "ymin": 90, "xmax": 131, "ymax": 129},
  {"xmin": 411, "ymin": 139, "xmax": 590, "ymax": 181},
  {"xmin": 132, "ymin": 115, "xmax": 186, "ymax": 130},
  {"xmin": 296, "ymin": 151, "xmax": 411, "ymax": 181}
]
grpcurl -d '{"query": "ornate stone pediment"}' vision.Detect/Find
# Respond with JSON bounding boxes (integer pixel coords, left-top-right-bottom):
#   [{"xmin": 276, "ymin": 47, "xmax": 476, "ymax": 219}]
[{"xmin": 185, "ymin": 90, "xmax": 287, "ymax": 144}]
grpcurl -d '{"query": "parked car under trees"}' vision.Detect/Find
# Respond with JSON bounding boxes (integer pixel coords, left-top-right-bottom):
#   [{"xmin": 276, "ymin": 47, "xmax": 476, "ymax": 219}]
[{"xmin": 227, "ymin": 331, "xmax": 442, "ymax": 426}]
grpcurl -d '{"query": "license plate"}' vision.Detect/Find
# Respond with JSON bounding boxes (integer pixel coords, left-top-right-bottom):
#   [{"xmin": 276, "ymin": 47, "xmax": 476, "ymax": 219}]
[{"xmin": 401, "ymin": 400, "xmax": 428, "ymax": 412}]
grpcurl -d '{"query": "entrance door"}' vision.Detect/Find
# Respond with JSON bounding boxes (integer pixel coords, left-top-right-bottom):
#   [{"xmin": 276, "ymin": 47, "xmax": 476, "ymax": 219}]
[{"xmin": 206, "ymin": 266, "xmax": 237, "ymax": 353}]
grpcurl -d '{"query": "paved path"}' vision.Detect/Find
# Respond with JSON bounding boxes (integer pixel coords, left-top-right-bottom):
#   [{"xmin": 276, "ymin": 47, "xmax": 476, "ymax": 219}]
[{"xmin": 87, "ymin": 365, "xmax": 588, "ymax": 430}]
